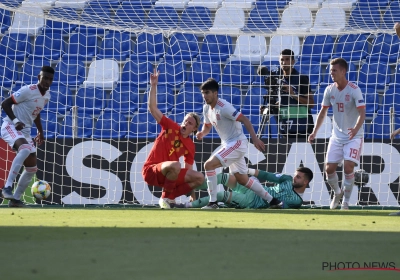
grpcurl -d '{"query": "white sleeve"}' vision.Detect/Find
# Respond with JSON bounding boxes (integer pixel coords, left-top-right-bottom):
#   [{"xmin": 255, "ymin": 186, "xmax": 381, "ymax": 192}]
[
  {"xmin": 12, "ymin": 86, "xmax": 30, "ymax": 104},
  {"xmin": 353, "ymin": 87, "xmax": 365, "ymax": 108},
  {"xmin": 321, "ymin": 87, "xmax": 331, "ymax": 107},
  {"xmin": 221, "ymin": 102, "xmax": 241, "ymax": 121}
]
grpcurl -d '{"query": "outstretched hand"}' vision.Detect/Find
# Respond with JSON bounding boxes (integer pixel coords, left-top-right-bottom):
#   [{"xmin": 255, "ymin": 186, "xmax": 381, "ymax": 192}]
[{"xmin": 150, "ymin": 68, "xmax": 159, "ymax": 86}]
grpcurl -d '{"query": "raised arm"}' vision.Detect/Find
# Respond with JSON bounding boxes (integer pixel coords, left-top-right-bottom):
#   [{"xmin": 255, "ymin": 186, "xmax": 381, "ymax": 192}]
[{"xmin": 148, "ymin": 69, "xmax": 163, "ymax": 123}]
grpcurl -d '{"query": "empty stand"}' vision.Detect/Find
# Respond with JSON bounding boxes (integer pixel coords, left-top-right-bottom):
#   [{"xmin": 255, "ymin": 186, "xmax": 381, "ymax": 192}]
[
  {"xmin": 174, "ymin": 84, "xmax": 204, "ymax": 114},
  {"xmin": 0, "ymin": 33, "xmax": 32, "ymax": 62},
  {"xmin": 93, "ymin": 112, "xmax": 128, "ymax": 139},
  {"xmin": 127, "ymin": 112, "xmax": 160, "ymax": 138},
  {"xmin": 58, "ymin": 113, "xmax": 94, "ymax": 138},
  {"xmin": 299, "ymin": 35, "xmax": 334, "ymax": 63},
  {"xmin": 156, "ymin": 60, "xmax": 185, "ymax": 87},
  {"xmin": 0, "ymin": 8, "xmax": 11, "ymax": 34},
  {"xmin": 186, "ymin": 61, "xmax": 221, "ymax": 84},
  {"xmin": 83, "ymin": 59, "xmax": 119, "ymax": 90},
  {"xmin": 9, "ymin": 4, "xmax": 44, "ymax": 35},
  {"xmin": 46, "ymin": 85, "xmax": 73, "ymax": 114},
  {"xmin": 310, "ymin": 7, "xmax": 346, "ymax": 32},
  {"xmin": 179, "ymin": 6, "xmax": 212, "ymax": 31},
  {"xmin": 140, "ymin": 85, "xmax": 174, "ymax": 113},
  {"xmin": 131, "ymin": 32, "xmax": 166, "ymax": 62},
  {"xmin": 55, "ymin": 0, "xmax": 87, "ymax": 9},
  {"xmin": 154, "ymin": 0, "xmax": 190, "ymax": 9},
  {"xmin": 197, "ymin": 34, "xmax": 233, "ymax": 62},
  {"xmin": 277, "ymin": 6, "xmax": 313, "ymax": 33},
  {"xmin": 0, "ymin": 58, "xmax": 17, "ymax": 89},
  {"xmin": 366, "ymin": 33, "xmax": 400, "ymax": 64},
  {"xmin": 120, "ymin": 60, "xmax": 152, "ymax": 89},
  {"xmin": 331, "ymin": 33, "xmax": 369, "ymax": 62},
  {"xmin": 63, "ymin": 33, "xmax": 98, "ymax": 61},
  {"xmin": 31, "ymin": 32, "xmax": 65, "ymax": 60},
  {"xmin": 164, "ymin": 33, "xmax": 199, "ymax": 61},
  {"xmin": 53, "ymin": 59, "xmax": 86, "ymax": 88},
  {"xmin": 242, "ymin": 6, "xmax": 280, "ymax": 33},
  {"xmin": 106, "ymin": 85, "xmax": 141, "ymax": 114},
  {"xmin": 221, "ymin": 60, "xmax": 255, "ymax": 86},
  {"xmin": 75, "ymin": 87, "xmax": 107, "ymax": 115},
  {"xmin": 114, "ymin": 2, "xmax": 147, "ymax": 28},
  {"xmin": 146, "ymin": 6, "xmax": 180, "ymax": 29},
  {"xmin": 97, "ymin": 31, "xmax": 132, "ymax": 61},
  {"xmin": 209, "ymin": 7, "xmax": 245, "ymax": 33},
  {"xmin": 221, "ymin": 0, "xmax": 254, "ymax": 10},
  {"xmin": 322, "ymin": 0, "xmax": 357, "ymax": 10},
  {"xmin": 187, "ymin": 0, "xmax": 222, "ymax": 10},
  {"xmin": 264, "ymin": 35, "xmax": 300, "ymax": 62},
  {"xmin": 230, "ymin": 35, "xmax": 267, "ymax": 63}
]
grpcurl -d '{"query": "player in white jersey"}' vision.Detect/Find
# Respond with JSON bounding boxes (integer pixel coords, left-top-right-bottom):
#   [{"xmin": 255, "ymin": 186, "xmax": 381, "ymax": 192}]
[
  {"xmin": 0, "ymin": 66, "xmax": 54, "ymax": 207},
  {"xmin": 196, "ymin": 78, "xmax": 282, "ymax": 209},
  {"xmin": 308, "ymin": 58, "xmax": 366, "ymax": 210}
]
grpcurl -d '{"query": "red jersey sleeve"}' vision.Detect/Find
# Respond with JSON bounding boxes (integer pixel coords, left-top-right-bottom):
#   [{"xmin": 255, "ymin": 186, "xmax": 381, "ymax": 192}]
[{"xmin": 159, "ymin": 115, "xmax": 180, "ymax": 131}]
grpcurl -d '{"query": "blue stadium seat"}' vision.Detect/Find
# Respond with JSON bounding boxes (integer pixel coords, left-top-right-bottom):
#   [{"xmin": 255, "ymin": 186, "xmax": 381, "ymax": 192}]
[
  {"xmin": 93, "ymin": 112, "xmax": 128, "ymax": 139},
  {"xmin": 310, "ymin": 87, "xmax": 332, "ymax": 116},
  {"xmin": 320, "ymin": 62, "xmax": 357, "ymax": 86},
  {"xmin": 366, "ymin": 33, "xmax": 400, "ymax": 64},
  {"xmin": 391, "ymin": 63, "xmax": 400, "ymax": 85},
  {"xmin": 31, "ymin": 113, "xmax": 58, "ymax": 139},
  {"xmin": 58, "ymin": 113, "xmax": 93, "ymax": 138},
  {"xmin": 242, "ymin": 87, "xmax": 267, "ymax": 115},
  {"xmin": 381, "ymin": 1, "xmax": 400, "ymax": 29},
  {"xmin": 169, "ymin": 111, "xmax": 186, "ymax": 124},
  {"xmin": 197, "ymin": 35, "xmax": 233, "ymax": 62},
  {"xmin": 106, "ymin": 85, "xmax": 140, "ymax": 114},
  {"xmin": 358, "ymin": 0, "xmax": 390, "ymax": 8},
  {"xmin": 179, "ymin": 6, "xmax": 212, "ymax": 31},
  {"xmin": 378, "ymin": 86, "xmax": 400, "ymax": 115},
  {"xmin": 75, "ymin": 87, "xmax": 106, "ymax": 115},
  {"xmin": 131, "ymin": 32, "xmax": 166, "ymax": 62},
  {"xmin": 75, "ymin": 5, "xmax": 112, "ymax": 34},
  {"xmin": 331, "ymin": 33, "xmax": 369, "ymax": 62},
  {"xmin": 31, "ymin": 33, "xmax": 65, "ymax": 60},
  {"xmin": 114, "ymin": 2, "xmax": 147, "ymax": 28},
  {"xmin": 20, "ymin": 57, "xmax": 52, "ymax": 85},
  {"xmin": 0, "ymin": 8, "xmax": 11, "ymax": 34},
  {"xmin": 347, "ymin": 4, "xmax": 381, "ymax": 30},
  {"xmin": 186, "ymin": 61, "xmax": 221, "ymax": 84},
  {"xmin": 174, "ymin": 83, "xmax": 204, "ymax": 114},
  {"xmin": 358, "ymin": 63, "xmax": 391, "ymax": 91},
  {"xmin": 221, "ymin": 60, "xmax": 255, "ymax": 86},
  {"xmin": 146, "ymin": 6, "xmax": 179, "ymax": 29},
  {"xmin": 42, "ymin": 7, "xmax": 78, "ymax": 34},
  {"xmin": 299, "ymin": 35, "xmax": 334, "ymax": 63},
  {"xmin": 366, "ymin": 114, "xmax": 400, "ymax": 139},
  {"xmin": 53, "ymin": 59, "xmax": 86, "ymax": 88},
  {"xmin": 156, "ymin": 60, "xmax": 185, "ymax": 87},
  {"xmin": 127, "ymin": 112, "xmax": 160, "ymax": 138},
  {"xmin": 120, "ymin": 60, "xmax": 152, "ymax": 89},
  {"xmin": 0, "ymin": 33, "xmax": 32, "ymax": 62},
  {"xmin": 86, "ymin": 0, "xmax": 121, "ymax": 9},
  {"xmin": 242, "ymin": 114, "xmax": 262, "ymax": 137},
  {"xmin": 242, "ymin": 7, "xmax": 280, "ymax": 33},
  {"xmin": 255, "ymin": 0, "xmax": 289, "ymax": 9},
  {"xmin": 364, "ymin": 88, "xmax": 378, "ymax": 118},
  {"xmin": 140, "ymin": 85, "xmax": 174, "ymax": 113},
  {"xmin": 97, "ymin": 31, "xmax": 132, "ymax": 61},
  {"xmin": 219, "ymin": 85, "xmax": 242, "ymax": 106},
  {"xmin": 164, "ymin": 33, "xmax": 199, "ymax": 61},
  {"xmin": 63, "ymin": 33, "xmax": 98, "ymax": 60},
  {"xmin": 294, "ymin": 62, "xmax": 322, "ymax": 89},
  {"xmin": 0, "ymin": 58, "xmax": 17, "ymax": 88},
  {"xmin": 45, "ymin": 85, "xmax": 73, "ymax": 114}
]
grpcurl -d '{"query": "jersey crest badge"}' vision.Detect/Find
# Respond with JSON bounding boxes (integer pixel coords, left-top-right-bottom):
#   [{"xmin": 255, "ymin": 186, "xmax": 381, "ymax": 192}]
[
  {"xmin": 173, "ymin": 140, "xmax": 181, "ymax": 148},
  {"xmin": 216, "ymin": 114, "xmax": 221, "ymax": 120},
  {"xmin": 345, "ymin": 94, "xmax": 350, "ymax": 102}
]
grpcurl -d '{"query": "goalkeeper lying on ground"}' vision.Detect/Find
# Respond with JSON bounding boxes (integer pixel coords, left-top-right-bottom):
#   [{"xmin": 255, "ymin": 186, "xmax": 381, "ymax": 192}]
[{"xmin": 177, "ymin": 167, "xmax": 313, "ymax": 209}]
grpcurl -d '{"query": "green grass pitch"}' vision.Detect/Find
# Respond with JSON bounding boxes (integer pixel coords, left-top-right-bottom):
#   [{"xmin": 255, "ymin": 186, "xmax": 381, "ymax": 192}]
[{"xmin": 0, "ymin": 208, "xmax": 399, "ymax": 280}]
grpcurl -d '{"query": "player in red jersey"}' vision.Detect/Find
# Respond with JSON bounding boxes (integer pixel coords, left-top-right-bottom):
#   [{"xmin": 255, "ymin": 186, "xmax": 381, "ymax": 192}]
[{"xmin": 142, "ymin": 69, "xmax": 204, "ymax": 208}]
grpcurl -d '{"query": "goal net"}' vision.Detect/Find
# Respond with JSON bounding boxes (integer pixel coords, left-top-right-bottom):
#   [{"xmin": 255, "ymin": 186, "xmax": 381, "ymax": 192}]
[{"xmin": 0, "ymin": 0, "xmax": 399, "ymax": 207}]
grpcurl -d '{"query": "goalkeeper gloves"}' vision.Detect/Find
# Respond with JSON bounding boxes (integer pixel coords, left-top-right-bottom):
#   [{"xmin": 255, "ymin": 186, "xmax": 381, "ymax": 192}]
[{"xmin": 269, "ymin": 197, "xmax": 284, "ymax": 209}]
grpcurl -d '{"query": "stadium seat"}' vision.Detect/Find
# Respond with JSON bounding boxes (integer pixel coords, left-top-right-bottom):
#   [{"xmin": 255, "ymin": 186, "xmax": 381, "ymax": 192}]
[
  {"xmin": 20, "ymin": 57, "xmax": 52, "ymax": 85},
  {"xmin": 242, "ymin": 115, "xmax": 262, "ymax": 137},
  {"xmin": 164, "ymin": 33, "xmax": 199, "ymax": 61},
  {"xmin": 92, "ymin": 112, "xmax": 128, "ymax": 139},
  {"xmin": 0, "ymin": 8, "xmax": 11, "ymax": 34},
  {"xmin": 53, "ymin": 59, "xmax": 86, "ymax": 88},
  {"xmin": 127, "ymin": 112, "xmax": 160, "ymax": 138},
  {"xmin": 8, "ymin": 4, "xmax": 44, "ymax": 35},
  {"xmin": 75, "ymin": 87, "xmax": 107, "ymax": 115},
  {"xmin": 366, "ymin": 33, "xmax": 400, "ymax": 64},
  {"xmin": 242, "ymin": 87, "xmax": 267, "ymax": 115},
  {"xmin": 221, "ymin": 0, "xmax": 254, "ymax": 10},
  {"xmin": 197, "ymin": 34, "xmax": 233, "ymax": 62},
  {"xmin": 85, "ymin": 0, "xmax": 120, "ymax": 9},
  {"xmin": 0, "ymin": 33, "xmax": 32, "ymax": 62},
  {"xmin": 120, "ymin": 60, "xmax": 152, "ymax": 89},
  {"xmin": 229, "ymin": 35, "xmax": 267, "ymax": 63},
  {"xmin": 187, "ymin": 0, "xmax": 222, "ymax": 10},
  {"xmin": 42, "ymin": 7, "xmax": 78, "ymax": 34},
  {"xmin": 55, "ymin": 0, "xmax": 87, "ymax": 9},
  {"xmin": 140, "ymin": 85, "xmax": 174, "ymax": 113},
  {"xmin": 131, "ymin": 32, "xmax": 166, "ymax": 62},
  {"xmin": 289, "ymin": 0, "xmax": 323, "ymax": 10},
  {"xmin": 258, "ymin": 114, "xmax": 279, "ymax": 139},
  {"xmin": 186, "ymin": 61, "xmax": 221, "ymax": 84},
  {"xmin": 320, "ymin": 62, "xmax": 357, "ymax": 86},
  {"xmin": 106, "ymin": 85, "xmax": 140, "ymax": 114},
  {"xmin": 31, "ymin": 112, "xmax": 58, "ymax": 139},
  {"xmin": 154, "ymin": 0, "xmax": 190, "ymax": 9},
  {"xmin": 242, "ymin": 6, "xmax": 280, "ymax": 33},
  {"xmin": 255, "ymin": 0, "xmax": 289, "ymax": 9},
  {"xmin": 209, "ymin": 7, "xmax": 245, "ymax": 33},
  {"xmin": 146, "ymin": 6, "xmax": 180, "ymax": 29},
  {"xmin": 83, "ymin": 59, "xmax": 119, "ymax": 90},
  {"xmin": 347, "ymin": 3, "xmax": 381, "ymax": 30},
  {"xmin": 46, "ymin": 85, "xmax": 73, "ymax": 114},
  {"xmin": 299, "ymin": 35, "xmax": 334, "ymax": 63},
  {"xmin": 331, "ymin": 33, "xmax": 369, "ymax": 62},
  {"xmin": 366, "ymin": 114, "xmax": 400, "ymax": 139},
  {"xmin": 156, "ymin": 60, "xmax": 185, "ymax": 87},
  {"xmin": 221, "ymin": 60, "xmax": 255, "ymax": 86},
  {"xmin": 31, "ymin": 33, "xmax": 65, "ymax": 60},
  {"xmin": 219, "ymin": 85, "xmax": 242, "ymax": 106},
  {"xmin": 63, "ymin": 33, "xmax": 98, "ymax": 61},
  {"xmin": 58, "ymin": 113, "xmax": 94, "ymax": 138},
  {"xmin": 114, "ymin": 3, "xmax": 147, "ymax": 28},
  {"xmin": 378, "ymin": 86, "xmax": 400, "ymax": 115},
  {"xmin": 174, "ymin": 84, "xmax": 204, "ymax": 114},
  {"xmin": 358, "ymin": 63, "xmax": 391, "ymax": 91},
  {"xmin": 381, "ymin": 1, "xmax": 400, "ymax": 29},
  {"xmin": 321, "ymin": 0, "xmax": 357, "ymax": 10},
  {"xmin": 293, "ymin": 62, "xmax": 322, "ymax": 88},
  {"xmin": 264, "ymin": 35, "xmax": 300, "ymax": 62},
  {"xmin": 391, "ymin": 63, "xmax": 400, "ymax": 85},
  {"xmin": 97, "ymin": 31, "xmax": 132, "ymax": 61},
  {"xmin": 309, "ymin": 7, "xmax": 346, "ymax": 32},
  {"xmin": 0, "ymin": 58, "xmax": 17, "ymax": 89},
  {"xmin": 179, "ymin": 6, "xmax": 213, "ymax": 31},
  {"xmin": 310, "ymin": 87, "xmax": 333, "ymax": 115},
  {"xmin": 75, "ymin": 5, "xmax": 112, "ymax": 34},
  {"xmin": 276, "ymin": 6, "xmax": 313, "ymax": 33},
  {"xmin": 364, "ymin": 88, "xmax": 378, "ymax": 118},
  {"xmin": 357, "ymin": 0, "xmax": 390, "ymax": 7}
]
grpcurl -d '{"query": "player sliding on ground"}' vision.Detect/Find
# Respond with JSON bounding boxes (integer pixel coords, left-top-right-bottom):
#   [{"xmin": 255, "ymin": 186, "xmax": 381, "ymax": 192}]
[
  {"xmin": 196, "ymin": 78, "xmax": 282, "ymax": 209},
  {"xmin": 176, "ymin": 167, "xmax": 313, "ymax": 209},
  {"xmin": 142, "ymin": 69, "xmax": 204, "ymax": 209}
]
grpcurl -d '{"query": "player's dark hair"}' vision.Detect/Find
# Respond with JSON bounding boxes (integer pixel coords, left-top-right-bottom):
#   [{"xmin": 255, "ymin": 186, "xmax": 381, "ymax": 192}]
[
  {"xmin": 200, "ymin": 78, "xmax": 219, "ymax": 92},
  {"xmin": 330, "ymin": 58, "xmax": 348, "ymax": 71},
  {"xmin": 41, "ymin": 66, "xmax": 55, "ymax": 74},
  {"xmin": 296, "ymin": 167, "xmax": 313, "ymax": 183},
  {"xmin": 280, "ymin": 49, "xmax": 295, "ymax": 60}
]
